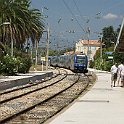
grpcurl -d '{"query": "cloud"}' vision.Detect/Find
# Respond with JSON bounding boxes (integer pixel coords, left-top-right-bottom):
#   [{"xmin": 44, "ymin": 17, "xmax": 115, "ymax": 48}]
[{"xmin": 103, "ymin": 13, "xmax": 118, "ymax": 20}]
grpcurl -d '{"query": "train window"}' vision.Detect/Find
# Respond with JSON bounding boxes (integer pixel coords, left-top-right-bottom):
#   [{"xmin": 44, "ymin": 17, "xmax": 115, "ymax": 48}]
[{"xmin": 76, "ymin": 56, "xmax": 86, "ymax": 64}]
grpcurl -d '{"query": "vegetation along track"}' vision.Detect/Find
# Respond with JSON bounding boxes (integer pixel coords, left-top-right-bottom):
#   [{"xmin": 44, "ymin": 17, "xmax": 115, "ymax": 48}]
[{"xmin": 0, "ymin": 69, "xmax": 96, "ymax": 124}]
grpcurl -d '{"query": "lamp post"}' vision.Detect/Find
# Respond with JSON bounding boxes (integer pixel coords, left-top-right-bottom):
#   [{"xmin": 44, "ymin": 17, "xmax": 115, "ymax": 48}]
[
  {"xmin": 87, "ymin": 27, "xmax": 90, "ymax": 64},
  {"xmin": 10, "ymin": 23, "xmax": 13, "ymax": 56},
  {"xmin": 100, "ymin": 34, "xmax": 103, "ymax": 69},
  {"xmin": 46, "ymin": 26, "xmax": 50, "ymax": 70},
  {"xmin": 98, "ymin": 33, "xmax": 103, "ymax": 69},
  {"xmin": 35, "ymin": 38, "xmax": 38, "ymax": 66},
  {"xmin": 42, "ymin": 26, "xmax": 50, "ymax": 70}
]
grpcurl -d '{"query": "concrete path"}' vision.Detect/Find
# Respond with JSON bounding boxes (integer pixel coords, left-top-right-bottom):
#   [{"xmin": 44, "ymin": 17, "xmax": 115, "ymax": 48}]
[{"xmin": 48, "ymin": 70, "xmax": 124, "ymax": 124}]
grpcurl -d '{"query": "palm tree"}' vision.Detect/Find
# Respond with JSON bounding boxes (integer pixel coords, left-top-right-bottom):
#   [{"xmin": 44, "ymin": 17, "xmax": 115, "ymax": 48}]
[{"xmin": 0, "ymin": 0, "xmax": 44, "ymax": 53}]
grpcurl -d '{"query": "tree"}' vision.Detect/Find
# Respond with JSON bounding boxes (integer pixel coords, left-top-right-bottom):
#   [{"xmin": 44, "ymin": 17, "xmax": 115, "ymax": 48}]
[
  {"xmin": 0, "ymin": 0, "xmax": 44, "ymax": 52},
  {"xmin": 0, "ymin": 0, "xmax": 45, "ymax": 75},
  {"xmin": 92, "ymin": 25, "xmax": 123, "ymax": 71},
  {"xmin": 102, "ymin": 26, "xmax": 118, "ymax": 48},
  {"xmin": 113, "ymin": 52, "xmax": 124, "ymax": 63}
]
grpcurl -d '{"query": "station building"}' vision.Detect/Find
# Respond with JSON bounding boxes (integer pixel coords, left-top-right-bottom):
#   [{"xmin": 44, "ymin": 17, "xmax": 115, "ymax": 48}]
[{"xmin": 75, "ymin": 39, "xmax": 101, "ymax": 60}]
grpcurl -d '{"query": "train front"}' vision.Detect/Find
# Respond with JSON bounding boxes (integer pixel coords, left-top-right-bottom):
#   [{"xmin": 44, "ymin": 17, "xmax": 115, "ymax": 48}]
[{"xmin": 74, "ymin": 54, "xmax": 88, "ymax": 73}]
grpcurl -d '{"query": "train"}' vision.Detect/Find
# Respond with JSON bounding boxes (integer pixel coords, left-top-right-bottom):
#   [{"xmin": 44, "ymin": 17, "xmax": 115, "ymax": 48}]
[{"xmin": 49, "ymin": 53, "xmax": 88, "ymax": 73}]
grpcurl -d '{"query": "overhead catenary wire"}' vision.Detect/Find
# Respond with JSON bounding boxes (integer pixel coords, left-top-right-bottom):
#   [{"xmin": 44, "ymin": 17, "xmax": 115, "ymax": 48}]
[
  {"xmin": 73, "ymin": 0, "xmax": 82, "ymax": 18},
  {"xmin": 72, "ymin": 0, "xmax": 90, "ymax": 22},
  {"xmin": 62, "ymin": 0, "xmax": 86, "ymax": 33}
]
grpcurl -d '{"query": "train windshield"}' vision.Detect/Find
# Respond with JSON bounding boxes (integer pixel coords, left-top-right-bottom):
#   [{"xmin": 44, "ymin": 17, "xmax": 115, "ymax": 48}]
[{"xmin": 76, "ymin": 55, "xmax": 86, "ymax": 64}]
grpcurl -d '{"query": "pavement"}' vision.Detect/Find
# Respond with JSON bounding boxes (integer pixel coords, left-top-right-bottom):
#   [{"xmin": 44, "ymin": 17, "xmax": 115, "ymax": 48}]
[{"xmin": 47, "ymin": 69, "xmax": 124, "ymax": 124}]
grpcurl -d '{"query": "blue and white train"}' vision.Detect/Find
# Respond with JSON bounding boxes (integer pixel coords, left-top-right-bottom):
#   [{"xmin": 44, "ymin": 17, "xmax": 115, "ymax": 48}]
[{"xmin": 49, "ymin": 53, "xmax": 88, "ymax": 73}]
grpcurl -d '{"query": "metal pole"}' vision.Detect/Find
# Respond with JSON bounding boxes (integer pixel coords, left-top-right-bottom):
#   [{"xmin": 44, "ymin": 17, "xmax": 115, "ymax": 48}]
[
  {"xmin": 30, "ymin": 46, "xmax": 33, "ymax": 63},
  {"xmin": 100, "ymin": 35, "xmax": 103, "ymax": 69},
  {"xmin": 42, "ymin": 61, "xmax": 43, "ymax": 71},
  {"xmin": 87, "ymin": 27, "xmax": 90, "ymax": 64},
  {"xmin": 35, "ymin": 39, "xmax": 38, "ymax": 66},
  {"xmin": 10, "ymin": 24, "xmax": 13, "ymax": 56},
  {"xmin": 46, "ymin": 26, "xmax": 49, "ymax": 70},
  {"xmin": 75, "ymin": 42, "xmax": 76, "ymax": 53}
]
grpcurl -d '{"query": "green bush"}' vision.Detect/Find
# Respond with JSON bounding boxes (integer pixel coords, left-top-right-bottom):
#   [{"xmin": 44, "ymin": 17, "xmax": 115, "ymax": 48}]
[
  {"xmin": 0, "ymin": 53, "xmax": 32, "ymax": 75},
  {"xmin": 0, "ymin": 55, "xmax": 18, "ymax": 75},
  {"xmin": 104, "ymin": 61, "xmax": 113, "ymax": 71},
  {"xmin": 17, "ymin": 56, "xmax": 32, "ymax": 73},
  {"xmin": 14, "ymin": 49, "xmax": 32, "ymax": 73}
]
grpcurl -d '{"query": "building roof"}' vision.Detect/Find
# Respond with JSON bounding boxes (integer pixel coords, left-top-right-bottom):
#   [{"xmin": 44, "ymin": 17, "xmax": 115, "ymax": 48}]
[
  {"xmin": 64, "ymin": 51, "xmax": 82, "ymax": 55},
  {"xmin": 79, "ymin": 39, "xmax": 100, "ymax": 46},
  {"xmin": 64, "ymin": 51, "xmax": 74, "ymax": 55},
  {"xmin": 114, "ymin": 18, "xmax": 124, "ymax": 52}
]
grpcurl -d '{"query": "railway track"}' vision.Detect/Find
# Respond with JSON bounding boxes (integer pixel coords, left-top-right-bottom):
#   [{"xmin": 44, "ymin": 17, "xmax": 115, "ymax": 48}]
[
  {"xmin": 0, "ymin": 70, "xmax": 65, "ymax": 104},
  {"xmin": 0, "ymin": 69, "xmax": 93, "ymax": 124},
  {"xmin": 0, "ymin": 68, "xmax": 60, "ymax": 95}
]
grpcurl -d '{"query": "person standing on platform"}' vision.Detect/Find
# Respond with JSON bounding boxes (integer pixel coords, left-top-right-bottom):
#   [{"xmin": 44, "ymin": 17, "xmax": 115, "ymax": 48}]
[
  {"xmin": 110, "ymin": 63, "xmax": 118, "ymax": 87},
  {"xmin": 120, "ymin": 62, "xmax": 124, "ymax": 87},
  {"xmin": 117, "ymin": 62, "xmax": 123, "ymax": 86}
]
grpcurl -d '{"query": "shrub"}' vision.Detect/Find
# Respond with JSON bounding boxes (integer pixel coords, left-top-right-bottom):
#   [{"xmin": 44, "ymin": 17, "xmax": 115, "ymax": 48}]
[
  {"xmin": 17, "ymin": 56, "xmax": 32, "ymax": 73},
  {"xmin": 0, "ymin": 55, "xmax": 18, "ymax": 75},
  {"xmin": 0, "ymin": 53, "xmax": 32, "ymax": 75}
]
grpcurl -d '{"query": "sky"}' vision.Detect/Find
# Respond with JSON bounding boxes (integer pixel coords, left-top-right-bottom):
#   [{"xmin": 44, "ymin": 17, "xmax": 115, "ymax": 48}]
[{"xmin": 31, "ymin": 0, "xmax": 124, "ymax": 49}]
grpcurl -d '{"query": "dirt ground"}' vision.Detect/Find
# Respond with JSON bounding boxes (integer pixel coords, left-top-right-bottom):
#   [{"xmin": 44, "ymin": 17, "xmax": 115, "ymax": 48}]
[{"xmin": 29, "ymin": 64, "xmax": 49, "ymax": 71}]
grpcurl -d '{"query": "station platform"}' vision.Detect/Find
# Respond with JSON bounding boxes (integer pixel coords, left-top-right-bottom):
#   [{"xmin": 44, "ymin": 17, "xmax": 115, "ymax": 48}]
[
  {"xmin": 47, "ymin": 69, "xmax": 124, "ymax": 124},
  {"xmin": 0, "ymin": 71, "xmax": 53, "ymax": 91}
]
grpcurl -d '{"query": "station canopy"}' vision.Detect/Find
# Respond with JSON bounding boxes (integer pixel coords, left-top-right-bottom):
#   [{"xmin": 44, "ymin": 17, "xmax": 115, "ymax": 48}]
[{"xmin": 115, "ymin": 18, "xmax": 124, "ymax": 53}]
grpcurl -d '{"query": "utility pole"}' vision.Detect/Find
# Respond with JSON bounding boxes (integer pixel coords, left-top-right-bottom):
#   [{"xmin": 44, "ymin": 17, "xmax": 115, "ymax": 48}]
[
  {"xmin": 87, "ymin": 27, "xmax": 90, "ymax": 63},
  {"xmin": 46, "ymin": 26, "xmax": 50, "ymax": 70},
  {"xmin": 9, "ymin": 24, "xmax": 14, "ymax": 56},
  {"xmin": 30, "ymin": 46, "xmax": 33, "ymax": 63},
  {"xmin": 100, "ymin": 34, "xmax": 103, "ymax": 69},
  {"xmin": 35, "ymin": 39, "xmax": 38, "ymax": 66}
]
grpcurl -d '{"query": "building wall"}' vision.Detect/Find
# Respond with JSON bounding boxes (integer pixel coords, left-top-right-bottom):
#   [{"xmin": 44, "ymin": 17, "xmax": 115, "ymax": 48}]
[{"xmin": 75, "ymin": 39, "xmax": 100, "ymax": 60}]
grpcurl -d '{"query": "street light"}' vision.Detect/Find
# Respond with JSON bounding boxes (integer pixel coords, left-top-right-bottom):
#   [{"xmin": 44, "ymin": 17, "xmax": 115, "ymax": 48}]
[
  {"xmin": 86, "ymin": 27, "xmax": 90, "ymax": 62},
  {"xmin": 98, "ymin": 33, "xmax": 103, "ymax": 69},
  {"xmin": 41, "ymin": 26, "xmax": 50, "ymax": 70},
  {"xmin": 46, "ymin": 26, "xmax": 50, "ymax": 70},
  {"xmin": 10, "ymin": 23, "xmax": 13, "ymax": 56}
]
